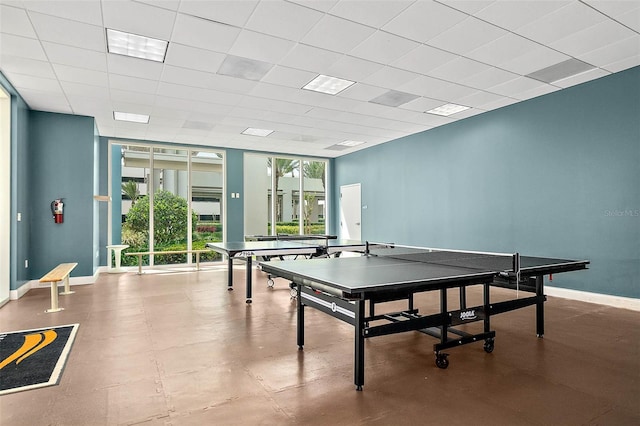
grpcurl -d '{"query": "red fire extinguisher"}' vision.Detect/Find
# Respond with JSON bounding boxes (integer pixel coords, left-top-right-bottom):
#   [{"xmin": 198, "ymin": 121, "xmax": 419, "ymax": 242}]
[{"xmin": 51, "ymin": 199, "xmax": 64, "ymax": 224}]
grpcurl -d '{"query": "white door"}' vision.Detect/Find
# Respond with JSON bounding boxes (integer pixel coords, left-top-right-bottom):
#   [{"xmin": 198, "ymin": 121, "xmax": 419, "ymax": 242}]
[{"xmin": 340, "ymin": 183, "xmax": 361, "ymax": 240}]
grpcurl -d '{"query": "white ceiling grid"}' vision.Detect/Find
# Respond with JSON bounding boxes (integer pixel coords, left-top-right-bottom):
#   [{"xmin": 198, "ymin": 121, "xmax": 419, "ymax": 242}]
[{"xmin": 0, "ymin": 0, "xmax": 638, "ymax": 157}]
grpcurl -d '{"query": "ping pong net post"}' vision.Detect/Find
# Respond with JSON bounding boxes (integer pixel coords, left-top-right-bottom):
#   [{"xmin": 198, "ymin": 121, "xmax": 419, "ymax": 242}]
[{"xmin": 364, "ymin": 241, "xmax": 395, "ymax": 255}]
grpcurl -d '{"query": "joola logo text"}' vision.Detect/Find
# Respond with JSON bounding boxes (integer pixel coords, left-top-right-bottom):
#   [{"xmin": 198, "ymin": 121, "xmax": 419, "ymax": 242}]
[{"xmin": 459, "ymin": 310, "xmax": 477, "ymax": 320}]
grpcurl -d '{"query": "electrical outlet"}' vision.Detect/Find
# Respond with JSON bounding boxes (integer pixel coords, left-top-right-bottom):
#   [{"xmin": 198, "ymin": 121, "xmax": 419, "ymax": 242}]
[
  {"xmin": 17, "ymin": 212, "xmax": 22, "ymax": 221},
  {"xmin": 25, "ymin": 259, "xmax": 28, "ymax": 268}
]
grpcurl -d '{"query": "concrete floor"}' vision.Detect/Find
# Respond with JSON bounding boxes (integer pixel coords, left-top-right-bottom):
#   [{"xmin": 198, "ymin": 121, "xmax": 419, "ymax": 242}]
[{"xmin": 1, "ymin": 264, "xmax": 638, "ymax": 425}]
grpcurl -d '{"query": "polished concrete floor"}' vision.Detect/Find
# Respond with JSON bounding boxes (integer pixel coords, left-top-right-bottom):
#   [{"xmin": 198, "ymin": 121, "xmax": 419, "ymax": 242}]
[{"xmin": 1, "ymin": 264, "xmax": 638, "ymax": 425}]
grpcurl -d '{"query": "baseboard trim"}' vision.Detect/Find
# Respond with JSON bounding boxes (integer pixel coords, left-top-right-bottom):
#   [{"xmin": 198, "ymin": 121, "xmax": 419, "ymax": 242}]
[
  {"xmin": 10, "ymin": 270, "xmax": 99, "ymax": 300},
  {"xmin": 546, "ymin": 286, "xmax": 640, "ymax": 312}
]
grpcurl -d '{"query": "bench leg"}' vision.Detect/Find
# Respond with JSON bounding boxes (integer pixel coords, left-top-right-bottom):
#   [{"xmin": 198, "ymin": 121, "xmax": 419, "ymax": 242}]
[
  {"xmin": 60, "ymin": 274, "xmax": 75, "ymax": 295},
  {"xmin": 137, "ymin": 255, "xmax": 143, "ymax": 274},
  {"xmin": 46, "ymin": 281, "xmax": 64, "ymax": 313},
  {"xmin": 196, "ymin": 252, "xmax": 200, "ymax": 271}
]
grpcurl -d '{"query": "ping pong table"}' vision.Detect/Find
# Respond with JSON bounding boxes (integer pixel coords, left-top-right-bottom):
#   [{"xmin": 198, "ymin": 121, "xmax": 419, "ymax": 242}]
[
  {"xmin": 205, "ymin": 238, "xmax": 366, "ymax": 303},
  {"xmin": 259, "ymin": 243, "xmax": 589, "ymax": 391}
]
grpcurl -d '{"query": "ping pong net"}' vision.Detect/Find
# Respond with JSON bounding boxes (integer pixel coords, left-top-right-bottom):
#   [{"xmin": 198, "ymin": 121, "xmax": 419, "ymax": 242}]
[{"xmin": 364, "ymin": 242, "xmax": 521, "ymax": 280}]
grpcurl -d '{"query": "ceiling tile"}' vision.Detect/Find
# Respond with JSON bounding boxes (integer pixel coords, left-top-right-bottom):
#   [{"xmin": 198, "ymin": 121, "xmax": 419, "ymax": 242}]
[
  {"xmin": 287, "ymin": 0, "xmax": 340, "ymax": 14},
  {"xmin": 244, "ymin": 1, "xmax": 324, "ymax": 40},
  {"xmin": 362, "ymin": 66, "xmax": 421, "ymax": 90},
  {"xmin": 20, "ymin": 0, "xmax": 103, "ymax": 26},
  {"xmin": 515, "ymin": 2, "xmax": 606, "ymax": 45},
  {"xmin": 441, "ymin": 0, "xmax": 494, "ymax": 15},
  {"xmin": 454, "ymin": 90, "xmax": 504, "ymax": 109},
  {"xmin": 350, "ymin": 31, "xmax": 420, "ymax": 65},
  {"xmin": 328, "ymin": 0, "xmax": 412, "ymax": 28},
  {"xmin": 45, "ymin": 44, "xmax": 105, "ymax": 73},
  {"xmin": 29, "ymin": 11, "xmax": 105, "ymax": 52},
  {"xmin": 324, "ymin": 55, "xmax": 383, "ymax": 82},
  {"xmin": 337, "ymin": 83, "xmax": 388, "ymax": 101},
  {"xmin": 466, "ymin": 33, "xmax": 543, "ymax": 67},
  {"xmin": 475, "ymin": 0, "xmax": 571, "ymax": 31},
  {"xmin": 53, "ymin": 64, "xmax": 108, "ymax": 87},
  {"xmin": 262, "ymin": 66, "xmax": 318, "ymax": 89},
  {"xmin": 60, "ymin": 80, "xmax": 110, "ymax": 100},
  {"xmin": 428, "ymin": 57, "xmax": 493, "ymax": 83},
  {"xmin": 110, "ymin": 74, "xmax": 159, "ymax": 94},
  {"xmin": 0, "ymin": 55, "xmax": 54, "ymax": 79},
  {"xmin": 499, "ymin": 45, "xmax": 569, "ymax": 75},
  {"xmin": 550, "ymin": 20, "xmax": 637, "ymax": 58},
  {"xmin": 171, "ymin": 13, "xmax": 241, "ymax": 53},
  {"xmin": 579, "ymin": 35, "xmax": 640, "ymax": 69},
  {"xmin": 18, "ymin": 88, "xmax": 72, "ymax": 113},
  {"xmin": 229, "ymin": 30, "xmax": 296, "ymax": 63},
  {"xmin": 0, "ymin": 5, "xmax": 37, "ymax": 38},
  {"xmin": 427, "ymin": 16, "xmax": 508, "ymax": 55},
  {"xmin": 382, "ymin": 1, "xmax": 468, "ymax": 43},
  {"xmin": 552, "ymin": 67, "xmax": 611, "ymax": 88},
  {"xmin": 107, "ymin": 54, "xmax": 164, "ymax": 80},
  {"xmin": 0, "ymin": 33, "xmax": 47, "ymax": 61},
  {"xmin": 178, "ymin": 0, "xmax": 258, "ymax": 27},
  {"xmin": 102, "ymin": 0, "xmax": 176, "ymax": 40},
  {"xmin": 302, "ymin": 14, "xmax": 376, "ymax": 53},
  {"xmin": 391, "ymin": 44, "xmax": 457, "ymax": 75},
  {"xmin": 398, "ymin": 96, "xmax": 446, "ymax": 113},
  {"xmin": 165, "ymin": 43, "xmax": 226, "ymax": 73},
  {"xmin": 110, "ymin": 89, "xmax": 156, "ymax": 107},
  {"xmin": 280, "ymin": 44, "xmax": 342, "ymax": 74},
  {"xmin": 7, "ymin": 73, "xmax": 63, "ymax": 94},
  {"xmin": 486, "ymin": 76, "xmax": 548, "ymax": 98},
  {"xmin": 460, "ymin": 67, "xmax": 519, "ymax": 91}
]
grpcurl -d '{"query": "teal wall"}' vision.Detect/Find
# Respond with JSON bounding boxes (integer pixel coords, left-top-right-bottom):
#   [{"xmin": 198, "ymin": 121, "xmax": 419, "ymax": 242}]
[
  {"xmin": 333, "ymin": 66, "xmax": 639, "ymax": 298},
  {"xmin": 28, "ymin": 111, "xmax": 97, "ymax": 278},
  {"xmin": 225, "ymin": 149, "xmax": 244, "ymax": 242}
]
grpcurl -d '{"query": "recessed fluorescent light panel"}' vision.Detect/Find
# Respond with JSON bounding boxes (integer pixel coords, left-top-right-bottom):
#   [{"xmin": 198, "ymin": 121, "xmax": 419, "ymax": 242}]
[
  {"xmin": 303, "ymin": 75, "xmax": 355, "ymax": 95},
  {"xmin": 242, "ymin": 127, "xmax": 274, "ymax": 137},
  {"xmin": 113, "ymin": 111, "xmax": 150, "ymax": 124},
  {"xmin": 106, "ymin": 29, "xmax": 168, "ymax": 62},
  {"xmin": 338, "ymin": 140, "xmax": 365, "ymax": 147},
  {"xmin": 370, "ymin": 90, "xmax": 420, "ymax": 107},
  {"xmin": 525, "ymin": 58, "xmax": 596, "ymax": 84},
  {"xmin": 218, "ymin": 55, "xmax": 273, "ymax": 81},
  {"xmin": 426, "ymin": 103, "xmax": 470, "ymax": 116}
]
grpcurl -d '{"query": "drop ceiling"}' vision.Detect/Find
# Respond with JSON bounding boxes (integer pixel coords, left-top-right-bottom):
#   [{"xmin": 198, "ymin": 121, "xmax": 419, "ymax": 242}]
[{"xmin": 0, "ymin": 0, "xmax": 638, "ymax": 158}]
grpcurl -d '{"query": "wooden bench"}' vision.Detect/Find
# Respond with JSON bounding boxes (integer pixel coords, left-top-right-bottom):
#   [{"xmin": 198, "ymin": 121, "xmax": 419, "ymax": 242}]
[
  {"xmin": 125, "ymin": 250, "xmax": 211, "ymax": 274},
  {"xmin": 39, "ymin": 262, "xmax": 77, "ymax": 313}
]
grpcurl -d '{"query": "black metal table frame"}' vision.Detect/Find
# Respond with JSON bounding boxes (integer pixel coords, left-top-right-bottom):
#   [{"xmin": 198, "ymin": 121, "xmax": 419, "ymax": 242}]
[{"xmin": 295, "ymin": 273, "xmax": 549, "ymax": 391}]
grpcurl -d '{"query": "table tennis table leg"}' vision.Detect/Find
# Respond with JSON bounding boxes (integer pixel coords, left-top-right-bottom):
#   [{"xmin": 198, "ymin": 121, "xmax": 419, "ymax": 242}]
[
  {"xmin": 227, "ymin": 256, "xmax": 233, "ymax": 291},
  {"xmin": 460, "ymin": 286, "xmax": 467, "ymax": 310},
  {"xmin": 297, "ymin": 285, "xmax": 304, "ymax": 350},
  {"xmin": 535, "ymin": 276, "xmax": 544, "ymax": 337},
  {"xmin": 245, "ymin": 256, "xmax": 252, "ymax": 303},
  {"xmin": 354, "ymin": 300, "xmax": 365, "ymax": 391}
]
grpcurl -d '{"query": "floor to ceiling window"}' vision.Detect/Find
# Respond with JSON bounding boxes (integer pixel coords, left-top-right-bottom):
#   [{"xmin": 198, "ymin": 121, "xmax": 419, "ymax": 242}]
[
  {"xmin": 244, "ymin": 153, "xmax": 327, "ymax": 237},
  {"xmin": 111, "ymin": 142, "xmax": 223, "ymax": 269}
]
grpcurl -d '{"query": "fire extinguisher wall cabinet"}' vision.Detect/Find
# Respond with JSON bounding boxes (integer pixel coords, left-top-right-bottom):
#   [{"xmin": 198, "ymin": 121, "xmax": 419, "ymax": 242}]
[{"xmin": 51, "ymin": 198, "xmax": 64, "ymax": 224}]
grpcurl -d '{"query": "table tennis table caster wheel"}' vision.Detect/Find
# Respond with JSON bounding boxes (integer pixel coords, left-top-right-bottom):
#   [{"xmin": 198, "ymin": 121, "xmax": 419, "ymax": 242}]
[
  {"xmin": 267, "ymin": 278, "xmax": 275, "ymax": 288},
  {"xmin": 289, "ymin": 283, "xmax": 298, "ymax": 299},
  {"xmin": 483, "ymin": 338, "xmax": 495, "ymax": 353},
  {"xmin": 246, "ymin": 299, "xmax": 252, "ymax": 304},
  {"xmin": 435, "ymin": 353, "xmax": 449, "ymax": 369}
]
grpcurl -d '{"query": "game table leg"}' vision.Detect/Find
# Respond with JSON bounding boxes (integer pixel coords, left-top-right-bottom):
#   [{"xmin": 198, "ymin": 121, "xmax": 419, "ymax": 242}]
[
  {"xmin": 297, "ymin": 285, "xmax": 304, "ymax": 349},
  {"xmin": 354, "ymin": 300, "xmax": 365, "ymax": 391},
  {"xmin": 535, "ymin": 276, "xmax": 544, "ymax": 337},
  {"xmin": 227, "ymin": 256, "xmax": 233, "ymax": 291},
  {"xmin": 245, "ymin": 256, "xmax": 252, "ymax": 303}
]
